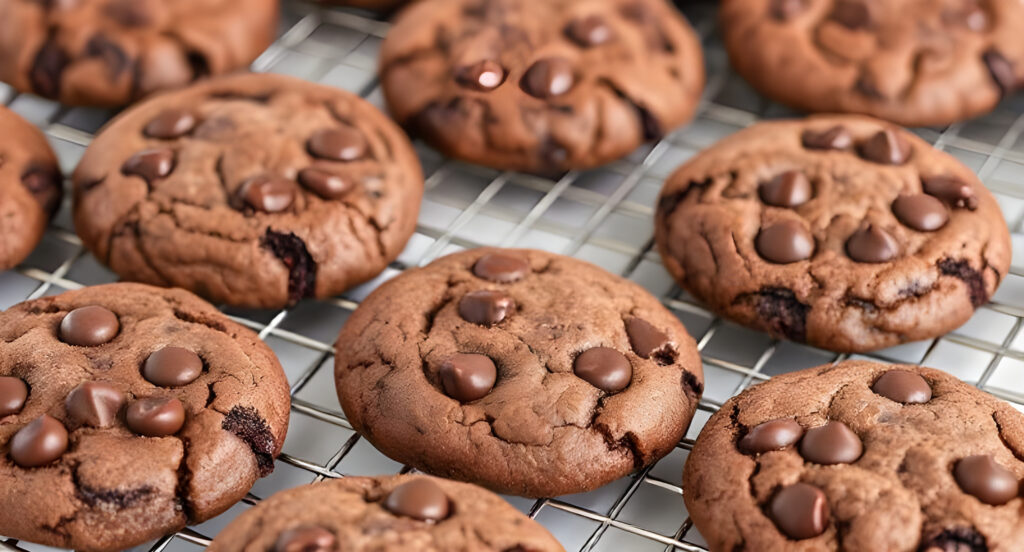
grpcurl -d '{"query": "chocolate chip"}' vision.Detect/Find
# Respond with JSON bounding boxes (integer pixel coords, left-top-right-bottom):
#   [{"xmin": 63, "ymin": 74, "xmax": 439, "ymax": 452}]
[
  {"xmin": 65, "ymin": 381, "xmax": 124, "ymax": 428},
  {"xmin": 770, "ymin": 0, "xmax": 806, "ymax": 20},
  {"xmin": 801, "ymin": 126, "xmax": 853, "ymax": 151},
  {"xmin": 472, "ymin": 252, "xmax": 530, "ymax": 283},
  {"xmin": 384, "ymin": 478, "xmax": 451, "ymax": 522},
  {"xmin": 846, "ymin": 224, "xmax": 899, "ymax": 263},
  {"xmin": 274, "ymin": 526, "xmax": 337, "ymax": 552},
  {"xmin": 830, "ymin": 0, "xmax": 871, "ymax": 29},
  {"xmin": 574, "ymin": 347, "xmax": 632, "ymax": 393},
  {"xmin": 739, "ymin": 418, "xmax": 804, "ymax": 454},
  {"xmin": 298, "ymin": 168, "xmax": 354, "ymax": 200},
  {"xmin": 308, "ymin": 127, "xmax": 367, "ymax": 162},
  {"xmin": 983, "ymin": 49, "xmax": 1016, "ymax": 96},
  {"xmin": 756, "ymin": 220, "xmax": 814, "ymax": 264},
  {"xmin": 922, "ymin": 176, "xmax": 979, "ymax": 210},
  {"xmin": 20, "ymin": 166, "xmax": 63, "ymax": 215},
  {"xmin": 872, "ymin": 370, "xmax": 932, "ymax": 404},
  {"xmin": 0, "ymin": 376, "xmax": 28, "ymax": 417},
  {"xmin": 892, "ymin": 194, "xmax": 949, "ymax": 232},
  {"xmin": 262, "ymin": 230, "xmax": 317, "ymax": 306},
  {"xmin": 85, "ymin": 35, "xmax": 129, "ymax": 77},
  {"xmin": 954, "ymin": 455, "xmax": 1019, "ymax": 506},
  {"xmin": 566, "ymin": 15, "xmax": 614, "ymax": 47},
  {"xmin": 144, "ymin": 109, "xmax": 197, "ymax": 139},
  {"xmin": 121, "ymin": 148, "xmax": 175, "ymax": 182},
  {"xmin": 458, "ymin": 290, "xmax": 514, "ymax": 327},
  {"xmin": 103, "ymin": 0, "xmax": 151, "ymax": 27},
  {"xmin": 30, "ymin": 40, "xmax": 68, "ymax": 98},
  {"xmin": 769, "ymin": 483, "xmax": 829, "ymax": 540},
  {"xmin": 455, "ymin": 60, "xmax": 506, "ymax": 91},
  {"xmin": 799, "ymin": 421, "xmax": 863, "ymax": 465},
  {"xmin": 239, "ymin": 175, "xmax": 296, "ymax": 213},
  {"xmin": 921, "ymin": 527, "xmax": 988, "ymax": 552},
  {"xmin": 521, "ymin": 58, "xmax": 576, "ymax": 99},
  {"xmin": 60, "ymin": 305, "xmax": 119, "ymax": 347},
  {"xmin": 858, "ymin": 129, "xmax": 912, "ymax": 165},
  {"xmin": 10, "ymin": 414, "xmax": 68, "ymax": 468},
  {"xmin": 759, "ymin": 171, "xmax": 812, "ymax": 208},
  {"xmin": 440, "ymin": 353, "xmax": 497, "ymax": 402},
  {"xmin": 126, "ymin": 397, "xmax": 186, "ymax": 437},
  {"xmin": 624, "ymin": 317, "xmax": 674, "ymax": 363},
  {"xmin": 143, "ymin": 347, "xmax": 203, "ymax": 387}
]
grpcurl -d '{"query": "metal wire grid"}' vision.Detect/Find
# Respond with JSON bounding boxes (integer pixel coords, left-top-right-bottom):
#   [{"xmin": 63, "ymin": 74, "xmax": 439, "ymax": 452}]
[{"xmin": 1, "ymin": 1, "xmax": 1023, "ymax": 550}]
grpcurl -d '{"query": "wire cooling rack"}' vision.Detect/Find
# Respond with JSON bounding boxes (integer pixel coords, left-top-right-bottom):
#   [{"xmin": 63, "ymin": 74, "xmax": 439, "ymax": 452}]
[{"xmin": 1, "ymin": 1, "xmax": 1022, "ymax": 551}]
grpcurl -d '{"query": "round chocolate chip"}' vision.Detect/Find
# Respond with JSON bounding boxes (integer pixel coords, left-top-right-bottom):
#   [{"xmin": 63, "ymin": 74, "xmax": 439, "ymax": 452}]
[
  {"xmin": 458, "ymin": 290, "xmax": 514, "ymax": 326},
  {"xmin": 565, "ymin": 15, "xmax": 614, "ymax": 47},
  {"xmin": 121, "ymin": 148, "xmax": 175, "ymax": 182},
  {"xmin": 143, "ymin": 347, "xmax": 203, "ymax": 387},
  {"xmin": 126, "ymin": 396, "xmax": 186, "ymax": 437},
  {"xmin": 384, "ymin": 478, "xmax": 451, "ymax": 522},
  {"xmin": 65, "ymin": 381, "xmax": 124, "ymax": 428},
  {"xmin": 799, "ymin": 421, "xmax": 863, "ymax": 465},
  {"xmin": 872, "ymin": 370, "xmax": 932, "ymax": 404},
  {"xmin": 769, "ymin": 483, "xmax": 829, "ymax": 540},
  {"xmin": 739, "ymin": 418, "xmax": 804, "ymax": 454},
  {"xmin": 472, "ymin": 253, "xmax": 530, "ymax": 283},
  {"xmin": 239, "ymin": 174, "xmax": 296, "ymax": 213},
  {"xmin": 456, "ymin": 60, "xmax": 506, "ymax": 91},
  {"xmin": 10, "ymin": 414, "xmax": 69, "ymax": 468},
  {"xmin": 846, "ymin": 224, "xmax": 899, "ymax": 263},
  {"xmin": 893, "ymin": 194, "xmax": 948, "ymax": 232},
  {"xmin": 144, "ymin": 109, "xmax": 197, "ymax": 139},
  {"xmin": 759, "ymin": 171, "xmax": 812, "ymax": 208},
  {"xmin": 858, "ymin": 129, "xmax": 912, "ymax": 165},
  {"xmin": 756, "ymin": 220, "xmax": 814, "ymax": 264},
  {"xmin": 574, "ymin": 347, "xmax": 632, "ymax": 393},
  {"xmin": 923, "ymin": 176, "xmax": 978, "ymax": 210},
  {"xmin": 308, "ymin": 127, "xmax": 367, "ymax": 162},
  {"xmin": 274, "ymin": 526, "xmax": 337, "ymax": 552},
  {"xmin": 0, "ymin": 376, "xmax": 28, "ymax": 417},
  {"xmin": 439, "ymin": 353, "xmax": 497, "ymax": 402},
  {"xmin": 521, "ymin": 57, "xmax": 575, "ymax": 99},
  {"xmin": 954, "ymin": 455, "xmax": 1019, "ymax": 506},
  {"xmin": 830, "ymin": 0, "xmax": 871, "ymax": 29},
  {"xmin": 60, "ymin": 305, "xmax": 120, "ymax": 347},
  {"xmin": 801, "ymin": 126, "xmax": 853, "ymax": 151},
  {"xmin": 624, "ymin": 317, "xmax": 673, "ymax": 361},
  {"xmin": 298, "ymin": 168, "xmax": 355, "ymax": 200}
]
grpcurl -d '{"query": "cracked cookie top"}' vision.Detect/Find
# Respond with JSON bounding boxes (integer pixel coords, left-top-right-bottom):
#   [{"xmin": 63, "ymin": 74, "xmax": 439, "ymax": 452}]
[
  {"xmin": 0, "ymin": 105, "xmax": 62, "ymax": 271},
  {"xmin": 72, "ymin": 72, "xmax": 424, "ymax": 309},
  {"xmin": 654, "ymin": 115, "xmax": 1011, "ymax": 353},
  {"xmin": 334, "ymin": 248, "xmax": 704, "ymax": 498},
  {"xmin": 0, "ymin": 283, "xmax": 290, "ymax": 552},
  {"xmin": 379, "ymin": 0, "xmax": 705, "ymax": 174},
  {"xmin": 0, "ymin": 0, "xmax": 279, "ymax": 107},
  {"xmin": 720, "ymin": 0, "xmax": 1024, "ymax": 127},
  {"xmin": 683, "ymin": 360, "xmax": 1024, "ymax": 551},
  {"xmin": 207, "ymin": 474, "xmax": 565, "ymax": 552}
]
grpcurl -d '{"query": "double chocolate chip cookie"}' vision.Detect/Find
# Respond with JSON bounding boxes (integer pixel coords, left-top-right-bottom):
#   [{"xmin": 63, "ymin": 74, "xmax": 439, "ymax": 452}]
[
  {"xmin": 0, "ymin": 283, "xmax": 290, "ymax": 551},
  {"xmin": 0, "ymin": 0, "xmax": 279, "ymax": 107},
  {"xmin": 207, "ymin": 475, "xmax": 565, "ymax": 551},
  {"xmin": 73, "ymin": 72, "xmax": 424, "ymax": 309},
  {"xmin": 0, "ymin": 105, "xmax": 62, "ymax": 270},
  {"xmin": 335, "ymin": 248, "xmax": 704, "ymax": 497},
  {"xmin": 720, "ymin": 0, "xmax": 1024, "ymax": 127},
  {"xmin": 655, "ymin": 115, "xmax": 1011, "ymax": 353},
  {"xmin": 380, "ymin": 0, "xmax": 705, "ymax": 173},
  {"xmin": 683, "ymin": 360, "xmax": 1024, "ymax": 551}
]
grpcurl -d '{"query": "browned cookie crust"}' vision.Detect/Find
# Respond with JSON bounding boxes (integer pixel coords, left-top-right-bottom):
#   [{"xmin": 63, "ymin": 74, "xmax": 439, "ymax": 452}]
[
  {"xmin": 683, "ymin": 360, "xmax": 1024, "ymax": 551},
  {"xmin": 0, "ymin": 105, "xmax": 62, "ymax": 270},
  {"xmin": 335, "ymin": 248, "xmax": 704, "ymax": 497},
  {"xmin": 0, "ymin": 283, "xmax": 290, "ymax": 552},
  {"xmin": 380, "ymin": 0, "xmax": 705, "ymax": 173},
  {"xmin": 207, "ymin": 475, "xmax": 565, "ymax": 551},
  {"xmin": 720, "ymin": 0, "xmax": 1024, "ymax": 127},
  {"xmin": 73, "ymin": 72, "xmax": 424, "ymax": 309},
  {"xmin": 0, "ymin": 0, "xmax": 279, "ymax": 107},
  {"xmin": 655, "ymin": 115, "xmax": 1011, "ymax": 353}
]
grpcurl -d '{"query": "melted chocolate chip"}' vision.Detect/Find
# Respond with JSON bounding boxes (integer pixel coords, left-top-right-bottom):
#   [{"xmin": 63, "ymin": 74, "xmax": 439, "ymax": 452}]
[
  {"xmin": 239, "ymin": 175, "xmax": 296, "ymax": 213},
  {"xmin": 0, "ymin": 376, "xmax": 28, "ymax": 417},
  {"xmin": 892, "ymin": 194, "xmax": 949, "ymax": 232},
  {"xmin": 830, "ymin": 0, "xmax": 871, "ymax": 29},
  {"xmin": 121, "ymin": 148, "xmax": 175, "ymax": 182},
  {"xmin": 521, "ymin": 58, "xmax": 576, "ymax": 99},
  {"xmin": 262, "ymin": 230, "xmax": 317, "ymax": 306},
  {"xmin": 308, "ymin": 127, "xmax": 367, "ymax": 162},
  {"xmin": 846, "ymin": 224, "xmax": 899, "ymax": 263},
  {"xmin": 85, "ymin": 35, "xmax": 129, "ymax": 77},
  {"xmin": 983, "ymin": 49, "xmax": 1016, "ymax": 96},
  {"xmin": 799, "ymin": 421, "xmax": 863, "ymax": 465},
  {"xmin": 30, "ymin": 40, "xmax": 68, "ymax": 98},
  {"xmin": 65, "ymin": 381, "xmax": 124, "ymax": 428},
  {"xmin": 954, "ymin": 455, "xmax": 1019, "ymax": 506},
  {"xmin": 921, "ymin": 527, "xmax": 988, "ymax": 552},
  {"xmin": 455, "ymin": 60, "xmax": 506, "ymax": 91},
  {"xmin": 922, "ymin": 176, "xmax": 979, "ymax": 210},
  {"xmin": 274, "ymin": 527, "xmax": 337, "ymax": 552},
  {"xmin": 739, "ymin": 419, "xmax": 804, "ymax": 454},
  {"xmin": 440, "ymin": 353, "xmax": 497, "ymax": 402},
  {"xmin": 384, "ymin": 478, "xmax": 451, "ymax": 522},
  {"xmin": 574, "ymin": 347, "xmax": 632, "ymax": 393},
  {"xmin": 126, "ymin": 397, "xmax": 186, "ymax": 437},
  {"xmin": 769, "ymin": 483, "xmax": 829, "ymax": 540},
  {"xmin": 872, "ymin": 370, "xmax": 932, "ymax": 404},
  {"xmin": 144, "ymin": 109, "xmax": 197, "ymax": 139},
  {"xmin": 801, "ymin": 126, "xmax": 853, "ymax": 151},
  {"xmin": 60, "ymin": 305, "xmax": 119, "ymax": 346},
  {"xmin": 10, "ymin": 414, "xmax": 68, "ymax": 468},
  {"xmin": 759, "ymin": 171, "xmax": 812, "ymax": 208},
  {"xmin": 624, "ymin": 317, "xmax": 674, "ymax": 363},
  {"xmin": 21, "ymin": 165, "xmax": 63, "ymax": 216},
  {"xmin": 458, "ymin": 290, "xmax": 514, "ymax": 326},
  {"xmin": 143, "ymin": 347, "xmax": 203, "ymax": 387},
  {"xmin": 756, "ymin": 220, "xmax": 814, "ymax": 264},
  {"xmin": 565, "ymin": 15, "xmax": 614, "ymax": 47},
  {"xmin": 770, "ymin": 0, "xmax": 806, "ymax": 20},
  {"xmin": 298, "ymin": 168, "xmax": 354, "ymax": 200},
  {"xmin": 858, "ymin": 129, "xmax": 912, "ymax": 165},
  {"xmin": 473, "ymin": 253, "xmax": 530, "ymax": 283}
]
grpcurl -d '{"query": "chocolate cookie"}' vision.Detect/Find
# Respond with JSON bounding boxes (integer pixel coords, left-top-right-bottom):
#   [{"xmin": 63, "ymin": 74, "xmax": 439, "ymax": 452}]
[
  {"xmin": 0, "ymin": 105, "xmax": 62, "ymax": 270},
  {"xmin": 683, "ymin": 360, "xmax": 1024, "ymax": 551},
  {"xmin": 0, "ymin": 283, "xmax": 290, "ymax": 552},
  {"xmin": 655, "ymin": 115, "xmax": 1011, "ymax": 353},
  {"xmin": 720, "ymin": 0, "xmax": 1024, "ymax": 127},
  {"xmin": 207, "ymin": 474, "xmax": 565, "ymax": 551},
  {"xmin": 0, "ymin": 0, "xmax": 279, "ymax": 107},
  {"xmin": 379, "ymin": 0, "xmax": 705, "ymax": 173},
  {"xmin": 334, "ymin": 248, "xmax": 704, "ymax": 497},
  {"xmin": 72, "ymin": 72, "xmax": 424, "ymax": 309}
]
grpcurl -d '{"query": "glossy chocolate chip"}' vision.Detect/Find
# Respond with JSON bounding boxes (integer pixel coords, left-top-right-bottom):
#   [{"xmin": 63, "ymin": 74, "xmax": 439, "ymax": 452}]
[
  {"xmin": 298, "ymin": 168, "xmax": 354, "ymax": 200},
  {"xmin": 756, "ymin": 220, "xmax": 814, "ymax": 264},
  {"xmin": 923, "ymin": 176, "xmax": 979, "ymax": 210},
  {"xmin": 60, "ymin": 305, "xmax": 119, "ymax": 346},
  {"xmin": 308, "ymin": 127, "xmax": 367, "ymax": 162},
  {"xmin": 143, "ymin": 347, "xmax": 203, "ymax": 387},
  {"xmin": 521, "ymin": 58, "xmax": 575, "ymax": 99},
  {"xmin": 384, "ymin": 478, "xmax": 451, "ymax": 522},
  {"xmin": 473, "ymin": 253, "xmax": 530, "ymax": 283},
  {"xmin": 65, "ymin": 381, "xmax": 124, "ymax": 428},
  {"xmin": 983, "ymin": 49, "xmax": 1016, "ymax": 96},
  {"xmin": 10, "ymin": 415, "xmax": 68, "ymax": 468},
  {"xmin": 962, "ymin": 4, "xmax": 989, "ymax": 31},
  {"xmin": 122, "ymin": 148, "xmax": 175, "ymax": 182},
  {"xmin": 458, "ymin": 290, "xmax": 514, "ymax": 326},
  {"xmin": 739, "ymin": 419, "xmax": 804, "ymax": 454},
  {"xmin": 770, "ymin": 0, "xmax": 805, "ymax": 20},
  {"xmin": 769, "ymin": 483, "xmax": 829, "ymax": 540},
  {"xmin": 892, "ymin": 194, "xmax": 948, "ymax": 232},
  {"xmin": 830, "ymin": 0, "xmax": 871, "ymax": 29},
  {"xmin": 799, "ymin": 421, "xmax": 863, "ymax": 465},
  {"xmin": 858, "ymin": 129, "xmax": 912, "ymax": 165},
  {"xmin": 126, "ymin": 397, "xmax": 186, "ymax": 437},
  {"xmin": 846, "ymin": 224, "xmax": 899, "ymax": 263},
  {"xmin": 954, "ymin": 455, "xmax": 1019, "ymax": 506},
  {"xmin": 274, "ymin": 526, "xmax": 337, "ymax": 552},
  {"xmin": 239, "ymin": 175, "xmax": 296, "ymax": 213},
  {"xmin": 801, "ymin": 126, "xmax": 853, "ymax": 151},
  {"xmin": 566, "ymin": 15, "xmax": 614, "ymax": 47},
  {"xmin": 872, "ymin": 370, "xmax": 932, "ymax": 404},
  {"xmin": 144, "ymin": 109, "xmax": 197, "ymax": 139},
  {"xmin": 759, "ymin": 171, "xmax": 812, "ymax": 208},
  {"xmin": 0, "ymin": 376, "xmax": 28, "ymax": 417},
  {"xmin": 624, "ymin": 317, "xmax": 673, "ymax": 361},
  {"xmin": 455, "ymin": 60, "xmax": 506, "ymax": 91},
  {"xmin": 440, "ymin": 353, "xmax": 497, "ymax": 402},
  {"xmin": 574, "ymin": 347, "xmax": 632, "ymax": 393}
]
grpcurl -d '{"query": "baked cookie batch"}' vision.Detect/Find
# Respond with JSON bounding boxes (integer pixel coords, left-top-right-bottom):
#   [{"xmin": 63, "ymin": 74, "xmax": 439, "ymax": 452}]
[{"xmin": 0, "ymin": 0, "xmax": 1020, "ymax": 551}]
